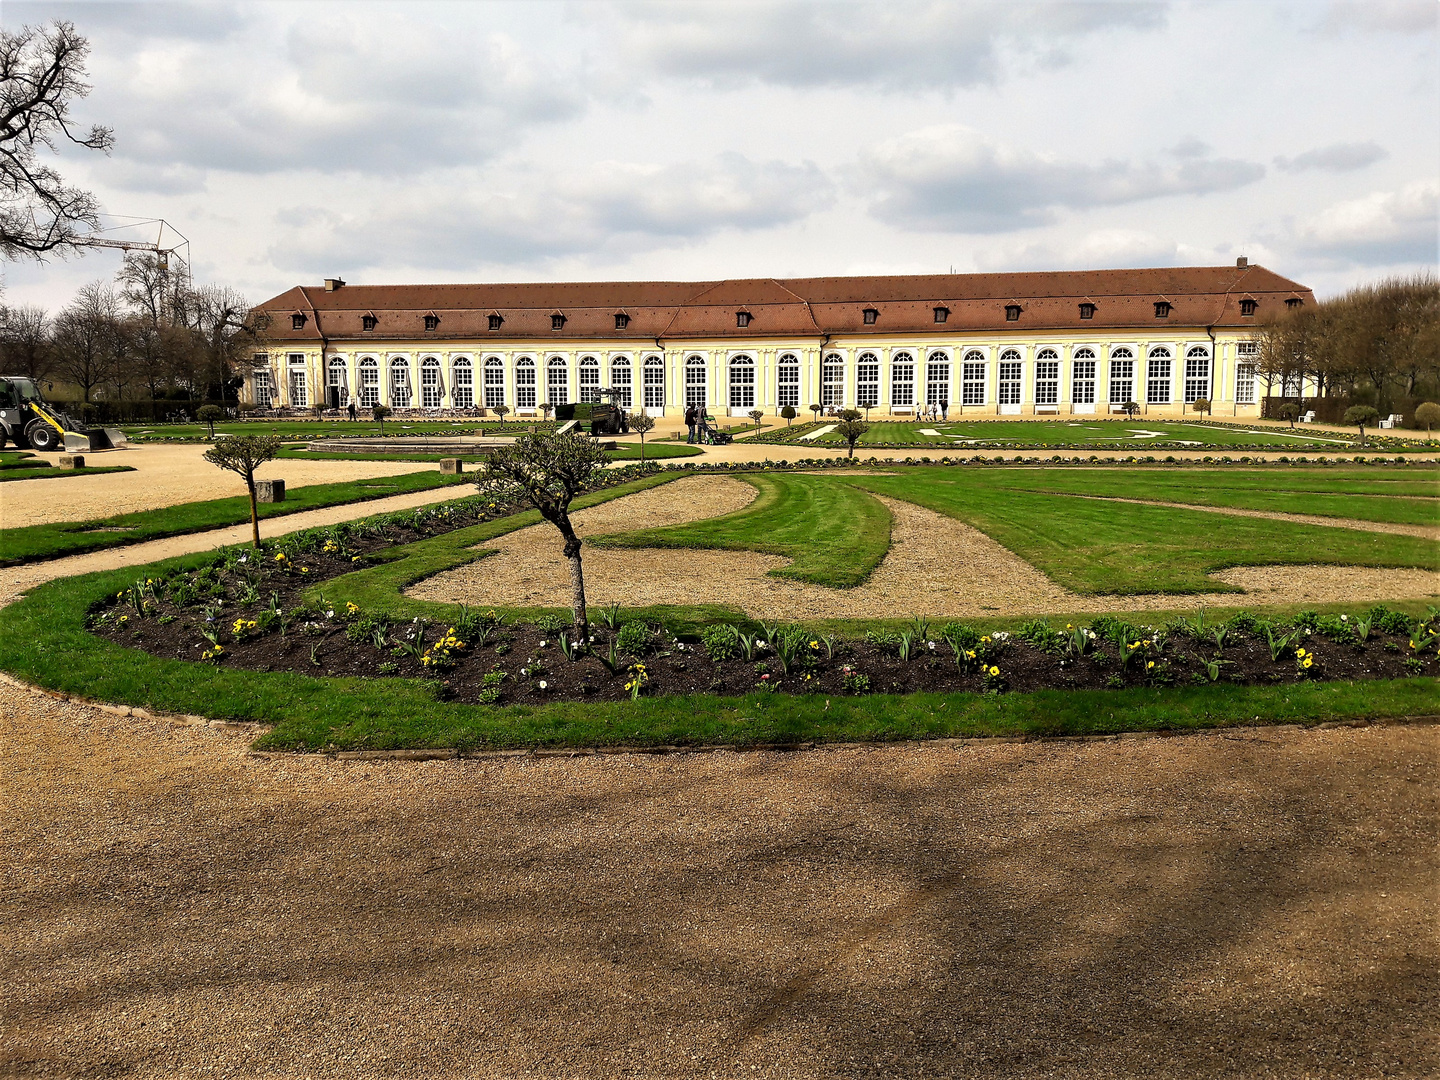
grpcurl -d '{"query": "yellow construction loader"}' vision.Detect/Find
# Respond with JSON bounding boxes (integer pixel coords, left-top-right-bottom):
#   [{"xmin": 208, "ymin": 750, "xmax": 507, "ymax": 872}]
[{"xmin": 0, "ymin": 376, "xmax": 127, "ymax": 452}]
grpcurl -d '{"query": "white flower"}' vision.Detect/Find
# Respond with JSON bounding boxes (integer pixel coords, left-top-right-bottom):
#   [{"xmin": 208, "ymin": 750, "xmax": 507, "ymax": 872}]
[
  {"xmin": 1340, "ymin": 614, "xmax": 1348, "ymax": 621},
  {"xmin": 538, "ymin": 680, "xmax": 548, "ymax": 690},
  {"xmin": 539, "ymin": 640, "xmax": 547, "ymax": 647},
  {"xmin": 928, "ymin": 641, "xmax": 936, "ymax": 650},
  {"xmin": 757, "ymin": 640, "xmax": 767, "ymax": 648},
  {"xmin": 325, "ymin": 609, "xmax": 335, "ymax": 619}
]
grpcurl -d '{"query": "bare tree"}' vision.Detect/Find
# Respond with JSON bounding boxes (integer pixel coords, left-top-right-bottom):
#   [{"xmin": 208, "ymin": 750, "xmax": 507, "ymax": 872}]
[
  {"xmin": 0, "ymin": 303, "xmax": 52, "ymax": 381},
  {"xmin": 50, "ymin": 279, "xmax": 118, "ymax": 402},
  {"xmin": 194, "ymin": 284, "xmax": 257, "ymax": 406},
  {"xmin": 0, "ymin": 20, "xmax": 113, "ymax": 260},
  {"xmin": 203, "ymin": 435, "xmax": 283, "ymax": 547},
  {"xmin": 118, "ymin": 251, "xmax": 196, "ymax": 403}
]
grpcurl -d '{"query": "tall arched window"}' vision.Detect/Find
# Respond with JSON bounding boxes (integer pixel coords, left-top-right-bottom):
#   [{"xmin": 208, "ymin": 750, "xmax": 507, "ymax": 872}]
[
  {"xmin": 578, "ymin": 355, "xmax": 601, "ymax": 404},
  {"xmin": 327, "ymin": 356, "xmax": 349, "ymax": 407},
  {"xmin": 451, "ymin": 357, "xmax": 474, "ymax": 409},
  {"xmin": 1071, "ymin": 347, "xmax": 1096, "ymax": 405},
  {"xmin": 482, "ymin": 356, "xmax": 503, "ymax": 409},
  {"xmin": 729, "ymin": 354, "xmax": 755, "ymax": 409},
  {"xmin": 960, "ymin": 350, "xmax": 985, "ymax": 407},
  {"xmin": 611, "ymin": 355, "xmax": 632, "ymax": 409},
  {"xmin": 821, "ymin": 352, "xmax": 844, "ymax": 407},
  {"xmin": 287, "ymin": 353, "xmax": 308, "ymax": 408},
  {"xmin": 358, "ymin": 357, "xmax": 379, "ymax": 408},
  {"xmin": 776, "ymin": 353, "xmax": 800, "ymax": 408},
  {"xmin": 1109, "ymin": 347, "xmax": 1135, "ymax": 405},
  {"xmin": 926, "ymin": 350, "xmax": 951, "ymax": 406},
  {"xmin": 546, "ymin": 355, "xmax": 568, "ymax": 406},
  {"xmin": 856, "ymin": 352, "xmax": 879, "ymax": 408},
  {"xmin": 1184, "ymin": 345, "xmax": 1211, "ymax": 403},
  {"xmin": 1147, "ymin": 345, "xmax": 1173, "ymax": 405},
  {"xmin": 998, "ymin": 348, "xmax": 1022, "ymax": 408},
  {"xmin": 515, "ymin": 356, "xmax": 536, "ymax": 409},
  {"xmin": 1034, "ymin": 348, "xmax": 1059, "ymax": 406},
  {"xmin": 252, "ymin": 368, "xmax": 274, "ymax": 408},
  {"xmin": 389, "ymin": 356, "xmax": 411, "ymax": 408},
  {"xmin": 685, "ymin": 355, "xmax": 707, "ymax": 408},
  {"xmin": 420, "ymin": 356, "xmax": 443, "ymax": 408},
  {"xmin": 642, "ymin": 355, "xmax": 664, "ymax": 411},
  {"xmin": 890, "ymin": 351, "xmax": 915, "ymax": 407}
]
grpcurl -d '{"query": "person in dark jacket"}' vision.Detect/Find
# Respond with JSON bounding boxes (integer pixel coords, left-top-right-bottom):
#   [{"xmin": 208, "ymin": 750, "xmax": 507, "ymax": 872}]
[
  {"xmin": 685, "ymin": 403, "xmax": 698, "ymax": 443},
  {"xmin": 347, "ymin": 400, "xmax": 358, "ymax": 422}
]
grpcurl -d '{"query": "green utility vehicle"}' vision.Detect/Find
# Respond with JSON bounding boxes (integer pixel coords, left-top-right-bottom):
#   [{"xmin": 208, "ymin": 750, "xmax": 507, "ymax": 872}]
[{"xmin": 0, "ymin": 376, "xmax": 127, "ymax": 452}]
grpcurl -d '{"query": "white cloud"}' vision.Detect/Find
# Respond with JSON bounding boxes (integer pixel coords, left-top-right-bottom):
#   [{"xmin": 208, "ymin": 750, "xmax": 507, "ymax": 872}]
[
  {"xmin": 1288, "ymin": 180, "xmax": 1439, "ymax": 265},
  {"xmin": 1275, "ymin": 142, "xmax": 1389, "ymax": 174},
  {"xmin": 974, "ymin": 229, "xmax": 1183, "ymax": 272},
  {"xmin": 1316, "ymin": 1, "xmax": 1436, "ymax": 34},
  {"xmin": 854, "ymin": 125, "xmax": 1265, "ymax": 232}
]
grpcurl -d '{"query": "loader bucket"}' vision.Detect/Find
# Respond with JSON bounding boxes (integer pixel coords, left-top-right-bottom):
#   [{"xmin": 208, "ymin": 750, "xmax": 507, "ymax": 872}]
[
  {"xmin": 62, "ymin": 428, "xmax": 126, "ymax": 452},
  {"xmin": 63, "ymin": 431, "xmax": 95, "ymax": 453}
]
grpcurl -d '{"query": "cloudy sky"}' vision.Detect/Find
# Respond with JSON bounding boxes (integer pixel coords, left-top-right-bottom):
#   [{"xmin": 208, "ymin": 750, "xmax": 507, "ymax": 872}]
[{"xmin": 2, "ymin": 0, "xmax": 1436, "ymax": 311}]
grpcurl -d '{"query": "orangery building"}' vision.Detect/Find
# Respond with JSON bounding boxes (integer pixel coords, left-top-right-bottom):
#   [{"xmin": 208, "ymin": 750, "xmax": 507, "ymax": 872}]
[{"xmin": 247, "ymin": 263, "xmax": 1314, "ymax": 419}]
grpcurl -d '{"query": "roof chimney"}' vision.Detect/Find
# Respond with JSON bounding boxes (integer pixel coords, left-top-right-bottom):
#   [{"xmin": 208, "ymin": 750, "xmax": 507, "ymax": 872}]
[
  {"xmin": 324, "ymin": 277, "xmax": 345, "ymax": 291},
  {"xmin": 1235, "ymin": 257, "xmax": 1248, "ymax": 269}
]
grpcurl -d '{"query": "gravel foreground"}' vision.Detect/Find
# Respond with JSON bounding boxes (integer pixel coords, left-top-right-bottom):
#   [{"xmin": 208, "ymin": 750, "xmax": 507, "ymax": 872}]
[{"xmin": 1, "ymin": 686, "xmax": 1435, "ymax": 1079}]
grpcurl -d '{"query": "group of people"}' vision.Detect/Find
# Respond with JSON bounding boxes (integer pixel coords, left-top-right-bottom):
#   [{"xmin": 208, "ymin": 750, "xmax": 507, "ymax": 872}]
[
  {"xmin": 684, "ymin": 403, "xmax": 713, "ymax": 444},
  {"xmin": 918, "ymin": 401, "xmax": 949, "ymax": 422}
]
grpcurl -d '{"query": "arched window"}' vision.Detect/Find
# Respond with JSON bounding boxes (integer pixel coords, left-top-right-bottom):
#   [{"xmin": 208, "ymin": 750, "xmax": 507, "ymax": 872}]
[
  {"xmin": 358, "ymin": 357, "xmax": 380, "ymax": 408},
  {"xmin": 998, "ymin": 349, "xmax": 1022, "ymax": 407},
  {"xmin": 287, "ymin": 353, "xmax": 308, "ymax": 408},
  {"xmin": 327, "ymin": 356, "xmax": 349, "ymax": 407},
  {"xmin": 578, "ymin": 355, "xmax": 601, "ymax": 404},
  {"xmin": 482, "ymin": 356, "xmax": 503, "ymax": 409},
  {"xmin": 960, "ymin": 350, "xmax": 984, "ymax": 407},
  {"xmin": 389, "ymin": 356, "xmax": 411, "ymax": 408},
  {"xmin": 822, "ymin": 352, "xmax": 844, "ymax": 407},
  {"xmin": 685, "ymin": 355, "xmax": 707, "ymax": 408},
  {"xmin": 252, "ymin": 368, "xmax": 274, "ymax": 408},
  {"xmin": 1071, "ymin": 348, "xmax": 1096, "ymax": 405},
  {"xmin": 546, "ymin": 355, "xmax": 568, "ymax": 406},
  {"xmin": 890, "ymin": 351, "xmax": 915, "ymax": 407},
  {"xmin": 729, "ymin": 354, "xmax": 755, "ymax": 409},
  {"xmin": 642, "ymin": 355, "xmax": 664, "ymax": 410},
  {"xmin": 420, "ymin": 356, "xmax": 443, "ymax": 408},
  {"xmin": 1184, "ymin": 345, "xmax": 1211, "ymax": 403},
  {"xmin": 451, "ymin": 357, "xmax": 474, "ymax": 409},
  {"xmin": 926, "ymin": 350, "xmax": 951, "ymax": 407},
  {"xmin": 515, "ymin": 356, "xmax": 536, "ymax": 409},
  {"xmin": 1109, "ymin": 347, "xmax": 1135, "ymax": 405},
  {"xmin": 856, "ymin": 352, "xmax": 879, "ymax": 408},
  {"xmin": 776, "ymin": 353, "xmax": 800, "ymax": 408},
  {"xmin": 1147, "ymin": 345, "xmax": 1173, "ymax": 405},
  {"xmin": 1034, "ymin": 348, "xmax": 1059, "ymax": 406},
  {"xmin": 611, "ymin": 355, "xmax": 632, "ymax": 409}
]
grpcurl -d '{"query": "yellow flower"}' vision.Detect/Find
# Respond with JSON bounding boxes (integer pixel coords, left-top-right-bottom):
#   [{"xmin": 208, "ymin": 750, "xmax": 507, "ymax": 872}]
[
  {"xmin": 988, "ymin": 666, "xmax": 999, "ymax": 676},
  {"xmin": 1146, "ymin": 661, "xmax": 1155, "ymax": 670},
  {"xmin": 1295, "ymin": 647, "xmax": 1306, "ymax": 657},
  {"xmin": 1303, "ymin": 657, "xmax": 1313, "ymax": 669},
  {"xmin": 300, "ymin": 567, "xmax": 310, "ymax": 574}
]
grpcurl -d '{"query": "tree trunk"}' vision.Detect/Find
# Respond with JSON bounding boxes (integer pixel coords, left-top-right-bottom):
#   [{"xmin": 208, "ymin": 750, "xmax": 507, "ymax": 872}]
[
  {"xmin": 640, "ymin": 432, "xmax": 646, "ymax": 464},
  {"xmin": 556, "ymin": 514, "xmax": 588, "ymax": 641},
  {"xmin": 245, "ymin": 473, "xmax": 260, "ymax": 547}
]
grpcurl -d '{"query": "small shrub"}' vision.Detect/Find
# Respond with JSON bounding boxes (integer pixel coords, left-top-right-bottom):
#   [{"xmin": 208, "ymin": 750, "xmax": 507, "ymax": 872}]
[
  {"xmin": 535, "ymin": 613, "xmax": 566, "ymax": 634},
  {"xmin": 1016, "ymin": 618, "xmax": 1064, "ymax": 654},
  {"xmin": 865, "ymin": 628, "xmax": 904, "ymax": 656},
  {"xmin": 841, "ymin": 667, "xmax": 871, "ymax": 694},
  {"xmin": 616, "ymin": 620, "xmax": 652, "ymax": 656},
  {"xmin": 1375, "ymin": 609, "xmax": 1414, "ymax": 636}
]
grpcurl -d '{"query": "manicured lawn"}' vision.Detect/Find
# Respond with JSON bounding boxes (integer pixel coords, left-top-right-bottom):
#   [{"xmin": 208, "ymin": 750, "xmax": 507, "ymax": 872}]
[
  {"xmin": 0, "ymin": 470, "xmax": 471, "ymax": 565},
  {"xmin": 0, "ymin": 464, "xmax": 134, "ymax": 482},
  {"xmin": 127, "ymin": 419, "xmax": 556, "ymax": 441},
  {"xmin": 277, "ymin": 442, "xmax": 703, "ymax": 463}
]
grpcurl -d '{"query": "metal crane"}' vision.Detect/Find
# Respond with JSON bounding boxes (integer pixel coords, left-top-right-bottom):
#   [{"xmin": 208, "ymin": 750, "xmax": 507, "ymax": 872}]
[{"xmin": 72, "ymin": 217, "xmax": 192, "ymax": 287}]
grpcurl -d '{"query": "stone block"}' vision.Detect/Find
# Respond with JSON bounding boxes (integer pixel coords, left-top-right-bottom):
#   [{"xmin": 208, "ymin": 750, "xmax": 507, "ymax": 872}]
[
  {"xmin": 256, "ymin": 479, "xmax": 286, "ymax": 503},
  {"xmin": 440, "ymin": 457, "xmax": 464, "ymax": 475},
  {"xmin": 58, "ymin": 455, "xmax": 85, "ymax": 469}
]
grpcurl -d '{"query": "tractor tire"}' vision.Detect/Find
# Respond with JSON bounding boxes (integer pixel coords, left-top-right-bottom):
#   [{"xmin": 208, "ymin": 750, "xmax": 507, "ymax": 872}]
[
  {"xmin": 25, "ymin": 419, "xmax": 62, "ymax": 452},
  {"xmin": 0, "ymin": 425, "xmax": 8, "ymax": 449}
]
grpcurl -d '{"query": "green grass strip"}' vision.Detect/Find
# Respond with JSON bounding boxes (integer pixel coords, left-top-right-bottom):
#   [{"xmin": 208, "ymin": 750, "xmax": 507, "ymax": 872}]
[
  {"xmin": 277, "ymin": 442, "xmax": 703, "ymax": 463},
  {"xmin": 0, "ymin": 465, "xmax": 134, "ymax": 482},
  {"xmin": 0, "ymin": 470, "xmax": 471, "ymax": 566}
]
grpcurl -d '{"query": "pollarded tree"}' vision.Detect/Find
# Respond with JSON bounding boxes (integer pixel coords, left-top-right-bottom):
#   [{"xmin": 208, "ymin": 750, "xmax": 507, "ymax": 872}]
[
  {"xmin": 475, "ymin": 431, "xmax": 609, "ymax": 642},
  {"xmin": 780, "ymin": 405, "xmax": 797, "ymax": 426},
  {"xmin": 1343, "ymin": 404, "xmax": 1380, "ymax": 447},
  {"xmin": 197, "ymin": 403, "xmax": 223, "ymax": 439},
  {"xmin": 628, "ymin": 410, "xmax": 655, "ymax": 463},
  {"xmin": 1122, "ymin": 400, "xmax": 1140, "ymax": 420},
  {"xmin": 203, "ymin": 435, "xmax": 282, "ymax": 548},
  {"xmin": 1277, "ymin": 401, "xmax": 1300, "ymax": 429},
  {"xmin": 1415, "ymin": 401, "xmax": 1440, "ymax": 440},
  {"xmin": 372, "ymin": 403, "xmax": 390, "ymax": 432},
  {"xmin": 834, "ymin": 408, "xmax": 869, "ymax": 458},
  {"xmin": 747, "ymin": 408, "xmax": 764, "ymax": 436},
  {"xmin": 1190, "ymin": 397, "xmax": 1211, "ymax": 417}
]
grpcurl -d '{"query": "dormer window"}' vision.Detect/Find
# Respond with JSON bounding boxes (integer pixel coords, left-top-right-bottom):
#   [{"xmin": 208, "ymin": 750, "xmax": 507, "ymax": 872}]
[
  {"xmin": 487, "ymin": 314, "xmax": 503, "ymax": 331},
  {"xmin": 291, "ymin": 313, "xmax": 307, "ymax": 330},
  {"xmin": 424, "ymin": 314, "xmax": 439, "ymax": 332},
  {"xmin": 361, "ymin": 314, "xmax": 377, "ymax": 332},
  {"xmin": 1285, "ymin": 298, "xmax": 1303, "ymax": 309},
  {"xmin": 862, "ymin": 307, "xmax": 878, "ymax": 325},
  {"xmin": 933, "ymin": 306, "xmax": 949, "ymax": 323},
  {"xmin": 614, "ymin": 312, "xmax": 630, "ymax": 330},
  {"xmin": 551, "ymin": 313, "xmax": 566, "ymax": 331},
  {"xmin": 1240, "ymin": 299, "xmax": 1257, "ymax": 317},
  {"xmin": 1079, "ymin": 302, "xmax": 1095, "ymax": 320},
  {"xmin": 736, "ymin": 310, "xmax": 751, "ymax": 328},
  {"xmin": 1154, "ymin": 301, "xmax": 1172, "ymax": 318},
  {"xmin": 1004, "ymin": 304, "xmax": 1021, "ymax": 322}
]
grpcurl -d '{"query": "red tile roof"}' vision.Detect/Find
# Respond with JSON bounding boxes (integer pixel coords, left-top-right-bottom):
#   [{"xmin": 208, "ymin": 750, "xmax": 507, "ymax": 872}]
[{"xmin": 254, "ymin": 265, "xmax": 1312, "ymax": 344}]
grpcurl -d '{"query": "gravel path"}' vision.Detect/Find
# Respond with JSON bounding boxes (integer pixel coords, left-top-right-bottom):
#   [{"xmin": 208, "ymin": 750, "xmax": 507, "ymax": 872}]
[
  {"xmin": 2, "ymin": 683, "xmax": 1434, "ymax": 1079},
  {"xmin": 1064, "ymin": 493, "xmax": 1440, "ymax": 541},
  {"xmin": 419, "ymin": 480, "xmax": 1440, "ymax": 618}
]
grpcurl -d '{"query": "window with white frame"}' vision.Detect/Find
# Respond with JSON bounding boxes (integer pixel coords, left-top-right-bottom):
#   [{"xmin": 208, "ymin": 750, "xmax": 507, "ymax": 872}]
[
  {"xmin": 890, "ymin": 351, "xmax": 915, "ymax": 407},
  {"xmin": 515, "ymin": 356, "xmax": 536, "ymax": 409},
  {"xmin": 729, "ymin": 354, "xmax": 755, "ymax": 409},
  {"xmin": 327, "ymin": 356, "xmax": 348, "ymax": 406},
  {"xmin": 546, "ymin": 356, "xmax": 568, "ymax": 405},
  {"xmin": 1071, "ymin": 348, "xmax": 1096, "ymax": 404},
  {"xmin": 420, "ymin": 357, "xmax": 443, "ymax": 408},
  {"xmin": 961, "ymin": 350, "xmax": 985, "ymax": 406},
  {"xmin": 578, "ymin": 356, "xmax": 601, "ymax": 404},
  {"xmin": 643, "ymin": 355, "xmax": 664, "ymax": 409},
  {"xmin": 1109, "ymin": 348, "xmax": 1134, "ymax": 405},
  {"xmin": 452, "ymin": 357, "xmax": 474, "ymax": 408},
  {"xmin": 483, "ymin": 357, "xmax": 504, "ymax": 409},
  {"xmin": 685, "ymin": 355, "xmax": 707, "ymax": 407},
  {"xmin": 1184, "ymin": 346, "xmax": 1211, "ymax": 403},
  {"xmin": 611, "ymin": 356, "xmax": 632, "ymax": 409},
  {"xmin": 776, "ymin": 353, "xmax": 800, "ymax": 408},
  {"xmin": 252, "ymin": 368, "xmax": 273, "ymax": 407},
  {"xmin": 358, "ymin": 357, "xmax": 379, "ymax": 407},
  {"xmin": 856, "ymin": 352, "xmax": 880, "ymax": 407},
  {"xmin": 389, "ymin": 357, "xmax": 411, "ymax": 407},
  {"xmin": 1236, "ymin": 342, "xmax": 1257, "ymax": 404},
  {"xmin": 998, "ymin": 349, "xmax": 1022, "ymax": 406},
  {"xmin": 822, "ymin": 352, "xmax": 845, "ymax": 406},
  {"xmin": 1035, "ymin": 348, "xmax": 1059, "ymax": 405},
  {"xmin": 1147, "ymin": 347, "xmax": 1172, "ymax": 404},
  {"xmin": 282, "ymin": 354, "xmax": 305, "ymax": 407},
  {"xmin": 926, "ymin": 351, "xmax": 950, "ymax": 406}
]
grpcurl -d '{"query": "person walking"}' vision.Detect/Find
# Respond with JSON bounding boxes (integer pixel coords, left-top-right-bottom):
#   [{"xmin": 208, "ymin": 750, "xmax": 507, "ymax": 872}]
[
  {"xmin": 685, "ymin": 403, "xmax": 697, "ymax": 444},
  {"xmin": 939, "ymin": 398, "xmax": 948, "ymax": 421},
  {"xmin": 347, "ymin": 400, "xmax": 358, "ymax": 422}
]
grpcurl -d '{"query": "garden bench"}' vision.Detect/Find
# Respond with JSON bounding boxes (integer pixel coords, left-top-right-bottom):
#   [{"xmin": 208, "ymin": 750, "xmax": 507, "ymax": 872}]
[
  {"xmin": 1378, "ymin": 413, "xmax": 1402, "ymax": 429},
  {"xmin": 1300, "ymin": 410, "xmax": 1316, "ymax": 423}
]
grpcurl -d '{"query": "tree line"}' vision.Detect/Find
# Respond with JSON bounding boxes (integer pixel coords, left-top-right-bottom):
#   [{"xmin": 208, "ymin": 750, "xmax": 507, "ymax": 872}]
[{"xmin": 1253, "ymin": 274, "xmax": 1439, "ymax": 412}]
